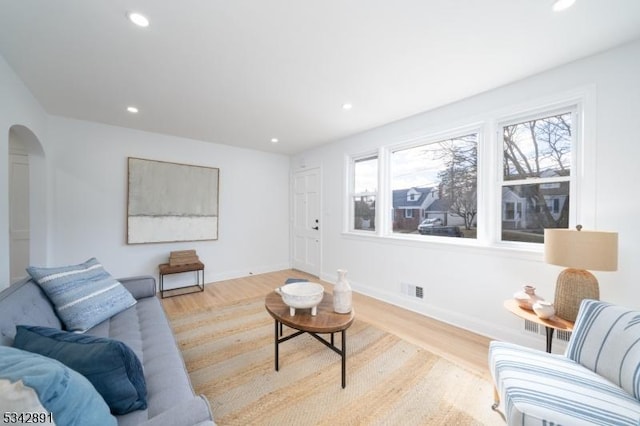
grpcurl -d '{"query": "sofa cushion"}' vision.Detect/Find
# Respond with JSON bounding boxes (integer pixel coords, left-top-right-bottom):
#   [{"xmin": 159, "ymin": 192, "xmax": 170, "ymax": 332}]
[
  {"xmin": 13, "ymin": 325, "xmax": 147, "ymax": 415},
  {"xmin": 490, "ymin": 341, "xmax": 640, "ymax": 425},
  {"xmin": 566, "ymin": 299, "xmax": 640, "ymax": 399},
  {"xmin": 26, "ymin": 258, "xmax": 136, "ymax": 332},
  {"xmin": 0, "ymin": 346, "xmax": 116, "ymax": 426}
]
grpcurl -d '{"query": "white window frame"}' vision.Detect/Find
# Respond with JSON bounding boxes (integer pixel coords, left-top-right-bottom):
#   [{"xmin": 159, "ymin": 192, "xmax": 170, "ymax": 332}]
[
  {"xmin": 347, "ymin": 153, "xmax": 378, "ymax": 233},
  {"xmin": 343, "ymin": 86, "xmax": 595, "ymax": 255},
  {"xmin": 495, "ymin": 103, "xmax": 580, "ymax": 246},
  {"xmin": 386, "ymin": 124, "xmax": 482, "ymax": 239}
]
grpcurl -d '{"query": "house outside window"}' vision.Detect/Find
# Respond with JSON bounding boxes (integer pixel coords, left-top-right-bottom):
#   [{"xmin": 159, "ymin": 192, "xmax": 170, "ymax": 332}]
[
  {"xmin": 390, "ymin": 133, "xmax": 478, "ymax": 238},
  {"xmin": 351, "ymin": 155, "xmax": 378, "ymax": 231},
  {"xmin": 500, "ymin": 109, "xmax": 574, "ymax": 243}
]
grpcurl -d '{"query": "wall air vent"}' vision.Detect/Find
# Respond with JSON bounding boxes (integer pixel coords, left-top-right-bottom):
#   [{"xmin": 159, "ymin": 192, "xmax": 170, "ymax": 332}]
[
  {"xmin": 524, "ymin": 320, "xmax": 573, "ymax": 342},
  {"xmin": 524, "ymin": 319, "xmax": 539, "ymax": 334},
  {"xmin": 401, "ymin": 282, "xmax": 424, "ymax": 299}
]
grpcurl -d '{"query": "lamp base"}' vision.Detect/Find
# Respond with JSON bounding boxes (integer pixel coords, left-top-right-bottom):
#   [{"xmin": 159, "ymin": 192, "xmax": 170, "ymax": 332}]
[{"xmin": 554, "ymin": 268, "xmax": 599, "ymax": 322}]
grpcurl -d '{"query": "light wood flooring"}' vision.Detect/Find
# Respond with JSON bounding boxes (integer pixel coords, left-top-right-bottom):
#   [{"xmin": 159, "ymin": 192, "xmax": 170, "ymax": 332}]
[{"xmin": 160, "ymin": 269, "xmax": 492, "ymax": 377}]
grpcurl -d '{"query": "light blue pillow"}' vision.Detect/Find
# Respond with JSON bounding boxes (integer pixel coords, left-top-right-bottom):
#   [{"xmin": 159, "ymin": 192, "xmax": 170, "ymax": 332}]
[
  {"xmin": 0, "ymin": 346, "xmax": 116, "ymax": 426},
  {"xmin": 26, "ymin": 258, "xmax": 136, "ymax": 332},
  {"xmin": 14, "ymin": 325, "xmax": 147, "ymax": 415}
]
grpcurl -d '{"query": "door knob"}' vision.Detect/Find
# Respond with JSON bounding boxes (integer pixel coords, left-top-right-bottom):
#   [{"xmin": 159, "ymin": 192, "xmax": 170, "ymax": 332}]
[{"xmin": 312, "ymin": 226, "xmax": 319, "ymax": 230}]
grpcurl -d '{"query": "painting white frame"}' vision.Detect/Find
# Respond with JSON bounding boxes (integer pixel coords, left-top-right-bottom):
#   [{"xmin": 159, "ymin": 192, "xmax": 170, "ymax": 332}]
[{"xmin": 127, "ymin": 157, "xmax": 219, "ymax": 244}]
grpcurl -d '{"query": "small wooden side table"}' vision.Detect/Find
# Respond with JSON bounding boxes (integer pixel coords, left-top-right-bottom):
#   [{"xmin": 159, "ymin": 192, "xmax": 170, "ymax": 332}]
[
  {"xmin": 503, "ymin": 299, "xmax": 574, "ymax": 353},
  {"xmin": 158, "ymin": 262, "xmax": 205, "ymax": 299}
]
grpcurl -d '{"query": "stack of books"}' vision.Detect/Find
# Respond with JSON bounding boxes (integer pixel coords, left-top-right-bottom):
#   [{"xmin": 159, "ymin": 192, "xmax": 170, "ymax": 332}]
[{"xmin": 169, "ymin": 250, "xmax": 200, "ymax": 266}]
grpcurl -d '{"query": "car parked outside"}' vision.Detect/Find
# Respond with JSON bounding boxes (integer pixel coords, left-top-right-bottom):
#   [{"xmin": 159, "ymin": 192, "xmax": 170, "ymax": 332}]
[
  {"xmin": 417, "ymin": 217, "xmax": 463, "ymax": 237},
  {"xmin": 417, "ymin": 218, "xmax": 442, "ymax": 233}
]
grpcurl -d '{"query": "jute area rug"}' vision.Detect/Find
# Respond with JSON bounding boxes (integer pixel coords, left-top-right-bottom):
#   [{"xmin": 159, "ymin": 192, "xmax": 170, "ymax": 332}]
[{"xmin": 167, "ymin": 296, "xmax": 503, "ymax": 426}]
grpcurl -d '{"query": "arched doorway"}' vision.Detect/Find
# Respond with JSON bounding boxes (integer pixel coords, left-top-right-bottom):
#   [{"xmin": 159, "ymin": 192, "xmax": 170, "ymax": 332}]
[{"xmin": 7, "ymin": 125, "xmax": 45, "ymax": 282}]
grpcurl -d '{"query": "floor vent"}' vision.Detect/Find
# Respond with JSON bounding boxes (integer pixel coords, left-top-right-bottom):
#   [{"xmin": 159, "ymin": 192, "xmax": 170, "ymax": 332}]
[{"xmin": 415, "ymin": 286, "xmax": 424, "ymax": 299}]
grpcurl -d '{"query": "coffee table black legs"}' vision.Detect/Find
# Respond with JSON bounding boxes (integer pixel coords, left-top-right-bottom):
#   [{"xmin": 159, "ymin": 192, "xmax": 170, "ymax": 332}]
[
  {"xmin": 274, "ymin": 320, "xmax": 279, "ymax": 371},
  {"xmin": 273, "ymin": 320, "xmax": 347, "ymax": 388}
]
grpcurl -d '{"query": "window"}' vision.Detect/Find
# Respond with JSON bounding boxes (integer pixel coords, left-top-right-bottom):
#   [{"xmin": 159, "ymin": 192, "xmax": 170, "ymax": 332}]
[
  {"xmin": 345, "ymin": 94, "xmax": 587, "ymax": 250},
  {"xmin": 390, "ymin": 133, "xmax": 478, "ymax": 238},
  {"xmin": 351, "ymin": 155, "xmax": 378, "ymax": 231},
  {"xmin": 500, "ymin": 110, "xmax": 574, "ymax": 243}
]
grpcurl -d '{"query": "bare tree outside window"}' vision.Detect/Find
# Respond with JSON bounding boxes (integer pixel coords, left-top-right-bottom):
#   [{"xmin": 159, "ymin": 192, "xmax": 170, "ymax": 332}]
[
  {"xmin": 435, "ymin": 135, "xmax": 478, "ymax": 231},
  {"xmin": 501, "ymin": 111, "xmax": 573, "ymax": 243},
  {"xmin": 390, "ymin": 133, "xmax": 478, "ymax": 238},
  {"xmin": 352, "ymin": 156, "xmax": 377, "ymax": 231}
]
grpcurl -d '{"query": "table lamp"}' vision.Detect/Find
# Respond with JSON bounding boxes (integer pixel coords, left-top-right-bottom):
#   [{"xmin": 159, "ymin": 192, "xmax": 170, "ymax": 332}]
[{"xmin": 544, "ymin": 225, "xmax": 618, "ymax": 322}]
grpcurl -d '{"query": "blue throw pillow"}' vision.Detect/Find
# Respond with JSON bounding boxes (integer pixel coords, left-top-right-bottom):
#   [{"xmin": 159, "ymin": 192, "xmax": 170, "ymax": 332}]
[
  {"xmin": 0, "ymin": 346, "xmax": 116, "ymax": 426},
  {"xmin": 26, "ymin": 258, "xmax": 136, "ymax": 332},
  {"xmin": 14, "ymin": 325, "xmax": 147, "ymax": 415}
]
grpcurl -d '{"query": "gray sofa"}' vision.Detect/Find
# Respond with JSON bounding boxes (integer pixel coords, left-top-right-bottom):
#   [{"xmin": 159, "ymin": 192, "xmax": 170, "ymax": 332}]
[{"xmin": 0, "ymin": 275, "xmax": 215, "ymax": 426}]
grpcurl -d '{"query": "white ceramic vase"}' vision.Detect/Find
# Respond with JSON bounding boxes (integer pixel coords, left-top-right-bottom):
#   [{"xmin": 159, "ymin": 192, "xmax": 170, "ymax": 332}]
[{"xmin": 333, "ymin": 269, "xmax": 352, "ymax": 314}]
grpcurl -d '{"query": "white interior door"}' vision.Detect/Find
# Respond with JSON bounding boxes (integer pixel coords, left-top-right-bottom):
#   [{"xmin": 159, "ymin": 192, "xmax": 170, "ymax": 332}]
[
  {"xmin": 9, "ymin": 151, "xmax": 30, "ymax": 282},
  {"xmin": 292, "ymin": 167, "xmax": 320, "ymax": 276}
]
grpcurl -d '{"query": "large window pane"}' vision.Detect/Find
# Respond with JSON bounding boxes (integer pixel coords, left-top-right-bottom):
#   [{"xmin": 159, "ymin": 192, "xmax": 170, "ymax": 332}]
[
  {"xmin": 501, "ymin": 110, "xmax": 573, "ymax": 243},
  {"xmin": 390, "ymin": 134, "xmax": 477, "ymax": 238},
  {"xmin": 353, "ymin": 195, "xmax": 376, "ymax": 230},
  {"xmin": 501, "ymin": 183, "xmax": 570, "ymax": 243},
  {"xmin": 503, "ymin": 112, "xmax": 571, "ymax": 181},
  {"xmin": 354, "ymin": 157, "xmax": 377, "ymax": 193},
  {"xmin": 353, "ymin": 156, "xmax": 377, "ymax": 231}
]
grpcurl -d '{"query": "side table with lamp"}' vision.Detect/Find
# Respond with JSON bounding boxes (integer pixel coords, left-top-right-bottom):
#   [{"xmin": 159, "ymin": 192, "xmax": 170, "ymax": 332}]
[{"xmin": 504, "ymin": 225, "xmax": 618, "ymax": 353}]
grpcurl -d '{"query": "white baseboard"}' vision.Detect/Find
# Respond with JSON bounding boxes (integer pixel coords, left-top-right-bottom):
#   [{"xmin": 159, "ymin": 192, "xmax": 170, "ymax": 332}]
[{"xmin": 320, "ymin": 270, "xmax": 564, "ymax": 353}]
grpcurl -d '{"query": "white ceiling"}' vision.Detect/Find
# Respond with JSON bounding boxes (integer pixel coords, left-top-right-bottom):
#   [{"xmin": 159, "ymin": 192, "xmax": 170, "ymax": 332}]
[{"xmin": 1, "ymin": 1, "xmax": 639, "ymax": 155}]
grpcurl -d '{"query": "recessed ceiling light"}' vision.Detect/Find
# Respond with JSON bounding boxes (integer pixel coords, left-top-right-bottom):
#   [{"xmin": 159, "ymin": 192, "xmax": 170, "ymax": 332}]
[
  {"xmin": 128, "ymin": 12, "xmax": 150, "ymax": 27},
  {"xmin": 270, "ymin": 138, "xmax": 279, "ymax": 143},
  {"xmin": 552, "ymin": 0, "xmax": 576, "ymax": 12},
  {"xmin": 342, "ymin": 103, "xmax": 353, "ymax": 111},
  {"xmin": 127, "ymin": 106, "xmax": 139, "ymax": 114}
]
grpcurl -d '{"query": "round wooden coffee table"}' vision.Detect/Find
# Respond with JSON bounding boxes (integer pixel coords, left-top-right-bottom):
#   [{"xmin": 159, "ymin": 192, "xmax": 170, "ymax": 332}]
[{"xmin": 265, "ymin": 290, "xmax": 355, "ymax": 388}]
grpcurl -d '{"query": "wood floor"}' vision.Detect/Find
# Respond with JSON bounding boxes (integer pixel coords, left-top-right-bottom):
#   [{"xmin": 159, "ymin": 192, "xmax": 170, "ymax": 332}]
[{"xmin": 160, "ymin": 269, "xmax": 493, "ymax": 377}]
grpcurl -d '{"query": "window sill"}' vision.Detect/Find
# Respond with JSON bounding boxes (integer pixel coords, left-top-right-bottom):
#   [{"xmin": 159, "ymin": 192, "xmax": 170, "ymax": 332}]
[{"xmin": 341, "ymin": 230, "xmax": 544, "ymax": 261}]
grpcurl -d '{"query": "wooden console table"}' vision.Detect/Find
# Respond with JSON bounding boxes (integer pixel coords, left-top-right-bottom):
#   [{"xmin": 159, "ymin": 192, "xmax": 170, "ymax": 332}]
[{"xmin": 158, "ymin": 261, "xmax": 205, "ymax": 298}]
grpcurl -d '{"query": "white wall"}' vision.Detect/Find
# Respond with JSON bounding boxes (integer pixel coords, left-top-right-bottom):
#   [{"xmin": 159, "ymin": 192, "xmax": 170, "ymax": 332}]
[
  {"xmin": 0, "ymin": 55, "xmax": 48, "ymax": 288},
  {"xmin": 0, "ymin": 48, "xmax": 291, "ymax": 289},
  {"xmin": 45, "ymin": 116, "xmax": 291, "ymax": 285},
  {"xmin": 293, "ymin": 39, "xmax": 640, "ymax": 350}
]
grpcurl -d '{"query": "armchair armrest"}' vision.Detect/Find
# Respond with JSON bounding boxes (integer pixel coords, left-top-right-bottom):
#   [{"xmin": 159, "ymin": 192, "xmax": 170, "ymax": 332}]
[
  {"xmin": 118, "ymin": 275, "xmax": 156, "ymax": 300},
  {"xmin": 136, "ymin": 395, "xmax": 215, "ymax": 426}
]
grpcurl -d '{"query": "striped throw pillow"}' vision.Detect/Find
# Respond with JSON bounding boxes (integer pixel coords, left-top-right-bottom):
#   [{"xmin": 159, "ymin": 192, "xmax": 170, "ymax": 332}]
[
  {"xmin": 26, "ymin": 258, "xmax": 136, "ymax": 332},
  {"xmin": 566, "ymin": 299, "xmax": 640, "ymax": 400}
]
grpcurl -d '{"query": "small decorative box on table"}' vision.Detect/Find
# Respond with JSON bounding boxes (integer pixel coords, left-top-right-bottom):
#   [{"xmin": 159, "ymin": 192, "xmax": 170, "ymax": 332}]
[{"xmin": 158, "ymin": 250, "xmax": 205, "ymax": 298}]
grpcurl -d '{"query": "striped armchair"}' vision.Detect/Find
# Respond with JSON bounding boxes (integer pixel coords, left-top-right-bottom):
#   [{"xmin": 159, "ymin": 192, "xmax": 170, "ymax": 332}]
[{"xmin": 489, "ymin": 299, "xmax": 640, "ymax": 425}]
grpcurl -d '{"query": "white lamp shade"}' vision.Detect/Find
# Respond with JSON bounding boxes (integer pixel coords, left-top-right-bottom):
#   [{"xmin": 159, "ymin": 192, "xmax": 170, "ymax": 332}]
[{"xmin": 544, "ymin": 228, "xmax": 618, "ymax": 271}]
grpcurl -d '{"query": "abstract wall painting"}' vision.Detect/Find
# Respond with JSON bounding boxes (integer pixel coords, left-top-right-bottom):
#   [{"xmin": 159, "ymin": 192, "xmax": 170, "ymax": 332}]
[{"xmin": 127, "ymin": 157, "xmax": 219, "ymax": 244}]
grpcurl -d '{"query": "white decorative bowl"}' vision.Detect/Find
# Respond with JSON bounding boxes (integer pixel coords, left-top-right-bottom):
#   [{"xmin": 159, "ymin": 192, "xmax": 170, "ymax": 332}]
[
  {"xmin": 533, "ymin": 301, "xmax": 556, "ymax": 319},
  {"xmin": 276, "ymin": 282, "xmax": 324, "ymax": 316}
]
